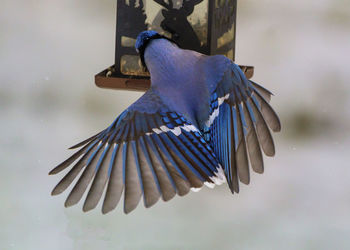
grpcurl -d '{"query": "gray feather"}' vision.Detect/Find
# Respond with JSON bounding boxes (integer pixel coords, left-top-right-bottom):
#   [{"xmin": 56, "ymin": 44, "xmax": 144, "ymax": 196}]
[
  {"xmin": 102, "ymin": 144, "xmax": 124, "ymax": 214},
  {"xmin": 65, "ymin": 141, "xmax": 106, "ymax": 207},
  {"xmin": 143, "ymin": 136, "xmax": 176, "ymax": 202},
  {"xmin": 69, "ymin": 130, "xmax": 103, "ymax": 149},
  {"xmin": 136, "ymin": 140, "xmax": 161, "ymax": 208},
  {"xmin": 235, "ymin": 102, "xmax": 250, "ymax": 185},
  {"xmin": 250, "ymin": 81, "xmax": 272, "ymax": 103},
  {"xmin": 166, "ymin": 135, "xmax": 204, "ymax": 188},
  {"xmin": 83, "ymin": 142, "xmax": 114, "ymax": 212},
  {"xmin": 49, "ymin": 140, "xmax": 95, "ymax": 175},
  {"xmin": 51, "ymin": 141, "xmax": 100, "ymax": 195},
  {"xmin": 123, "ymin": 142, "xmax": 142, "ymax": 214},
  {"xmin": 228, "ymin": 106, "xmax": 240, "ymax": 193},
  {"xmin": 243, "ymin": 102, "xmax": 264, "ymax": 174},
  {"xmin": 253, "ymin": 91, "xmax": 281, "ymax": 132},
  {"xmin": 249, "ymin": 98, "xmax": 275, "ymax": 157},
  {"xmin": 157, "ymin": 146, "xmax": 190, "ymax": 196}
]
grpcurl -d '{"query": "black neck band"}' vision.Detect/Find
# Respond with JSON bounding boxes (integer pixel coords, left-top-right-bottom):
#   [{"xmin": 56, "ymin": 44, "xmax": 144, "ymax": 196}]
[{"xmin": 138, "ymin": 34, "xmax": 178, "ymax": 71}]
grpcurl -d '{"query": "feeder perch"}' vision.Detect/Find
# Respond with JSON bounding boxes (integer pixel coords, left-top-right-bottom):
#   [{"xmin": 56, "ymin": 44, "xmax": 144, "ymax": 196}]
[{"xmin": 95, "ymin": 0, "xmax": 254, "ymax": 91}]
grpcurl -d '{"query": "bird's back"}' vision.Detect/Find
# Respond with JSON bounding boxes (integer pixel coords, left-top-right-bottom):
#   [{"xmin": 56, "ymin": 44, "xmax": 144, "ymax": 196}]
[{"xmin": 145, "ymin": 39, "xmax": 230, "ymax": 129}]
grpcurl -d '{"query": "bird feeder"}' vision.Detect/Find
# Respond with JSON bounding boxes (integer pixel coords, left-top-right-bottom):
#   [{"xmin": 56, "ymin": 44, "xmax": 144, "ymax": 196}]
[{"xmin": 95, "ymin": 0, "xmax": 254, "ymax": 91}]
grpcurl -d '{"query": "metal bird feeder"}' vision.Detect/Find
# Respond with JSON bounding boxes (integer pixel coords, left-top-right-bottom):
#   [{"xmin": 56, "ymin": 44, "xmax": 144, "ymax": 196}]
[{"xmin": 95, "ymin": 0, "xmax": 254, "ymax": 91}]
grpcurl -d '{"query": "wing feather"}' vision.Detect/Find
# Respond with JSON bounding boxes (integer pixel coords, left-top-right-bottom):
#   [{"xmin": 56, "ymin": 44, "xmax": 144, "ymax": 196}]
[
  {"xmin": 102, "ymin": 144, "xmax": 124, "ymax": 214},
  {"xmin": 253, "ymin": 91, "xmax": 281, "ymax": 132},
  {"xmin": 135, "ymin": 139, "xmax": 161, "ymax": 208},
  {"xmin": 228, "ymin": 105, "xmax": 240, "ymax": 193},
  {"xmin": 123, "ymin": 142, "xmax": 142, "ymax": 214},
  {"xmin": 235, "ymin": 102, "xmax": 250, "ymax": 185},
  {"xmin": 49, "ymin": 139, "xmax": 97, "ymax": 175},
  {"xmin": 143, "ymin": 135, "xmax": 177, "ymax": 201},
  {"xmin": 242, "ymin": 101, "xmax": 264, "ymax": 174},
  {"xmin": 64, "ymin": 140, "xmax": 106, "ymax": 207},
  {"xmin": 249, "ymin": 97, "xmax": 275, "ymax": 157},
  {"xmin": 250, "ymin": 80, "xmax": 272, "ymax": 102},
  {"xmin": 83, "ymin": 142, "xmax": 114, "ymax": 211},
  {"xmin": 152, "ymin": 134, "xmax": 191, "ymax": 196},
  {"xmin": 51, "ymin": 139, "xmax": 101, "ymax": 195},
  {"xmin": 206, "ymin": 60, "xmax": 280, "ymax": 193}
]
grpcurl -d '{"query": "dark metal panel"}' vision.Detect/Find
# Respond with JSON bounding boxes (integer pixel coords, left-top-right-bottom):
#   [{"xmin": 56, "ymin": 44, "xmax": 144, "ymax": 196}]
[{"xmin": 96, "ymin": 0, "xmax": 245, "ymax": 91}]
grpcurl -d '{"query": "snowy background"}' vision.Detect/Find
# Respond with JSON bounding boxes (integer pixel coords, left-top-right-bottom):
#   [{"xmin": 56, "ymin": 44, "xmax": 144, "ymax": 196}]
[{"xmin": 1, "ymin": 0, "xmax": 350, "ymax": 249}]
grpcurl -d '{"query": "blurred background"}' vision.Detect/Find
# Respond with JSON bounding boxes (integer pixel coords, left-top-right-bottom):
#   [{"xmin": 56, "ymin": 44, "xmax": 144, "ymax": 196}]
[{"xmin": 1, "ymin": 0, "xmax": 350, "ymax": 249}]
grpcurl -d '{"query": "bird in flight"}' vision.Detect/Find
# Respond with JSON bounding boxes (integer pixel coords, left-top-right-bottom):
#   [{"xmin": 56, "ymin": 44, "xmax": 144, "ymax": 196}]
[{"xmin": 50, "ymin": 30, "xmax": 281, "ymax": 214}]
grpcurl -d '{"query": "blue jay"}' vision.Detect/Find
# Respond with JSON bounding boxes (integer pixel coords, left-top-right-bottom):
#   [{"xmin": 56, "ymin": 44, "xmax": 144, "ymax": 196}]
[{"xmin": 50, "ymin": 30, "xmax": 281, "ymax": 214}]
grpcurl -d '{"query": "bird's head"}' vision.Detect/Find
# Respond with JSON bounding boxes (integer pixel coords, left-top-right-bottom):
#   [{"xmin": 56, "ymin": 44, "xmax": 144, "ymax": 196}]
[{"xmin": 135, "ymin": 30, "xmax": 177, "ymax": 69}]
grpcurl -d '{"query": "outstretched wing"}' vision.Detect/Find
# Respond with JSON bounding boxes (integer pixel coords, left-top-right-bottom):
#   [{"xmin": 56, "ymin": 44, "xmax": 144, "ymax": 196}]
[
  {"xmin": 50, "ymin": 90, "xmax": 224, "ymax": 214},
  {"xmin": 204, "ymin": 58, "xmax": 281, "ymax": 193}
]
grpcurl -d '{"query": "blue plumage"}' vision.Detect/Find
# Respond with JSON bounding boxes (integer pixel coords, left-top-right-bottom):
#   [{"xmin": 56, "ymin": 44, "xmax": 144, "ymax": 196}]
[
  {"xmin": 50, "ymin": 30, "xmax": 281, "ymax": 214},
  {"xmin": 135, "ymin": 30, "xmax": 159, "ymax": 52}
]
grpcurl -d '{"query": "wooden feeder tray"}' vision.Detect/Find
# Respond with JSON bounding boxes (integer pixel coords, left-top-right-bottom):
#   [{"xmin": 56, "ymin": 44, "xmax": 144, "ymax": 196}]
[{"xmin": 95, "ymin": 65, "xmax": 254, "ymax": 91}]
